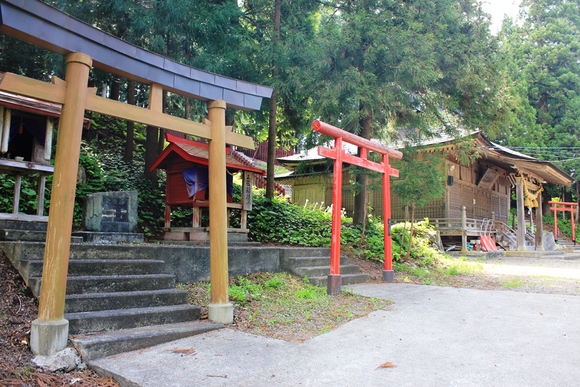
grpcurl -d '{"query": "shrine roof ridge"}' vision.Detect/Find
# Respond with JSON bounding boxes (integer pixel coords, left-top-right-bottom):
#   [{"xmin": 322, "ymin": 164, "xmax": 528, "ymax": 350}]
[{"xmin": 0, "ymin": 0, "xmax": 272, "ymax": 110}]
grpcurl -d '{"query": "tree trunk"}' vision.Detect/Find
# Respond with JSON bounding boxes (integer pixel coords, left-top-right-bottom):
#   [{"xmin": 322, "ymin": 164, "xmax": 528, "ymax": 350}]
[
  {"xmin": 109, "ymin": 76, "xmax": 121, "ymax": 101},
  {"xmin": 404, "ymin": 205, "xmax": 416, "ymax": 261},
  {"xmin": 266, "ymin": 0, "xmax": 281, "ymax": 199},
  {"xmin": 124, "ymin": 79, "xmax": 135, "ymax": 162},
  {"xmin": 353, "ymin": 115, "xmax": 372, "ymax": 226},
  {"xmin": 185, "ymin": 97, "xmax": 191, "ymax": 120},
  {"xmin": 157, "ymin": 91, "xmax": 167, "ymax": 154},
  {"xmin": 266, "ymin": 91, "xmax": 277, "ymax": 199}
]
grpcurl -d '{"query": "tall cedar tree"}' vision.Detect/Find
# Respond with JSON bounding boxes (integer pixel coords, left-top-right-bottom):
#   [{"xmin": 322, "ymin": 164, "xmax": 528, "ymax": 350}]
[
  {"xmin": 496, "ymin": 0, "xmax": 580, "ymax": 183},
  {"xmin": 313, "ymin": 0, "xmax": 511, "ymax": 226},
  {"xmin": 238, "ymin": 0, "xmax": 321, "ymax": 198}
]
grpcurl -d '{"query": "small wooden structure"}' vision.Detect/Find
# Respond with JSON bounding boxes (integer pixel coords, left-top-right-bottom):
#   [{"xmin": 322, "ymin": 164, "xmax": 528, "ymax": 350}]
[
  {"xmin": 0, "ymin": 86, "xmax": 59, "ymax": 220},
  {"xmin": 150, "ymin": 133, "xmax": 265, "ymax": 241}
]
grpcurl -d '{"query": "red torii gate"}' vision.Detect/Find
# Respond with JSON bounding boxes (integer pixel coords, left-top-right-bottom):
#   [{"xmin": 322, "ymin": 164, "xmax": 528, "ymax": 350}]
[
  {"xmin": 549, "ymin": 200, "xmax": 577, "ymax": 243},
  {"xmin": 312, "ymin": 120, "xmax": 403, "ymax": 295}
]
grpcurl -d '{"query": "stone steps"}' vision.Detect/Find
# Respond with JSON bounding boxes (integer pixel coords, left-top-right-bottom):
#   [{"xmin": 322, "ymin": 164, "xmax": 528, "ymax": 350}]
[
  {"xmin": 307, "ymin": 273, "xmax": 371, "ymax": 287},
  {"xmin": 0, "ymin": 229, "xmax": 84, "ymax": 243},
  {"xmin": 292, "ymin": 264, "xmax": 362, "ymax": 278},
  {"xmin": 72, "ymin": 321, "xmax": 222, "ymax": 361},
  {"xmin": 0, "ymin": 236, "xmax": 221, "ymax": 360},
  {"xmin": 29, "ymin": 273, "xmax": 177, "ymax": 298},
  {"xmin": 64, "ymin": 289, "xmax": 190, "ymax": 313},
  {"xmin": 66, "ymin": 304, "xmax": 200, "ymax": 334},
  {"xmin": 21, "ymin": 259, "xmax": 166, "ymax": 278},
  {"xmin": 279, "ymin": 247, "xmax": 369, "ymax": 287}
]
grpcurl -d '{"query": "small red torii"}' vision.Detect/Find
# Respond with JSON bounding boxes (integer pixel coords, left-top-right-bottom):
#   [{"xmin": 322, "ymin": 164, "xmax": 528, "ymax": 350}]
[
  {"xmin": 548, "ymin": 200, "xmax": 577, "ymax": 243},
  {"xmin": 312, "ymin": 120, "xmax": 403, "ymax": 295}
]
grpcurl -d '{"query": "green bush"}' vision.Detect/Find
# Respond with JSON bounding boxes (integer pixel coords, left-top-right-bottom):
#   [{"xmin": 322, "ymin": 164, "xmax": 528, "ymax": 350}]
[
  {"xmin": 247, "ymin": 193, "xmax": 332, "ymax": 246},
  {"xmin": 543, "ymin": 213, "xmax": 579, "ymax": 241},
  {"xmin": 247, "ymin": 191, "xmax": 443, "ymax": 267}
]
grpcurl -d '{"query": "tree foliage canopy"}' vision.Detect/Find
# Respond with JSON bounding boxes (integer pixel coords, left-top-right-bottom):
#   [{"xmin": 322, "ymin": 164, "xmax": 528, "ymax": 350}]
[{"xmin": 495, "ymin": 0, "xmax": 580, "ymax": 179}]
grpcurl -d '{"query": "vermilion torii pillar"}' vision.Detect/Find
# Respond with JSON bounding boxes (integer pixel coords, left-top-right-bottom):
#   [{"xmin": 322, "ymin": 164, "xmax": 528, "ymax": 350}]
[{"xmin": 312, "ymin": 120, "xmax": 402, "ymax": 295}]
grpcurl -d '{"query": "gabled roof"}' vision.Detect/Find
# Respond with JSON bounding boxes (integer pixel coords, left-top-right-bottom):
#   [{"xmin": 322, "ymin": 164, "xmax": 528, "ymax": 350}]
[
  {"xmin": 276, "ymin": 130, "xmax": 573, "ymax": 186},
  {"xmin": 276, "ymin": 142, "xmax": 359, "ymax": 167},
  {"xmin": 477, "ymin": 134, "xmax": 573, "ymax": 186},
  {"xmin": 150, "ymin": 133, "xmax": 265, "ymax": 175},
  {"xmin": 415, "ymin": 131, "xmax": 573, "ymax": 186}
]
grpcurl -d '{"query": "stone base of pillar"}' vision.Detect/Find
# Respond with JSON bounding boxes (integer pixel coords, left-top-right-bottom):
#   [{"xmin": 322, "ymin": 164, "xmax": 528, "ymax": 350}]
[
  {"xmin": 208, "ymin": 303, "xmax": 234, "ymax": 324},
  {"xmin": 30, "ymin": 318, "xmax": 69, "ymax": 356},
  {"xmin": 326, "ymin": 274, "xmax": 342, "ymax": 295},
  {"xmin": 382, "ymin": 270, "xmax": 395, "ymax": 282}
]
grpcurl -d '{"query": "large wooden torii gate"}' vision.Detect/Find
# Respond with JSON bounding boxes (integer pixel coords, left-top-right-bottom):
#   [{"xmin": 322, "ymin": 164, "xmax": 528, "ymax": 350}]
[
  {"xmin": 0, "ymin": 0, "xmax": 272, "ymax": 356},
  {"xmin": 312, "ymin": 120, "xmax": 402, "ymax": 295}
]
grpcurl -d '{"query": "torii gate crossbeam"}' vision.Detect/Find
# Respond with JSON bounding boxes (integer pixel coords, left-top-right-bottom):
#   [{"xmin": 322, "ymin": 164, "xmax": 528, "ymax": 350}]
[{"xmin": 312, "ymin": 120, "xmax": 402, "ymax": 295}]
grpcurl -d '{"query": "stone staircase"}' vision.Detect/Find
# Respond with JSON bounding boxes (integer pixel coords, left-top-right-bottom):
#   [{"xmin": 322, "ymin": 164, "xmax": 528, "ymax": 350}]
[
  {"xmin": 0, "ymin": 225, "xmax": 222, "ymax": 361},
  {"xmin": 279, "ymin": 247, "xmax": 369, "ymax": 286},
  {"xmin": 0, "ymin": 218, "xmax": 83, "ymax": 243},
  {"xmin": 0, "ymin": 220, "xmax": 371, "ymax": 360}
]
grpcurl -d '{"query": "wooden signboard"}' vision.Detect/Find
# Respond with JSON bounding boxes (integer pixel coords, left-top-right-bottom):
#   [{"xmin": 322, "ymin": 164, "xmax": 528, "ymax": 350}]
[{"xmin": 242, "ymin": 171, "xmax": 253, "ymax": 211}]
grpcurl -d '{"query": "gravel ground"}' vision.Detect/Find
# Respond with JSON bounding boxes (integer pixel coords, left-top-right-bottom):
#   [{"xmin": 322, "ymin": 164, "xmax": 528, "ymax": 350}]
[
  {"xmin": 474, "ymin": 254, "xmax": 580, "ymax": 295},
  {"xmin": 352, "ymin": 252, "xmax": 580, "ymax": 296}
]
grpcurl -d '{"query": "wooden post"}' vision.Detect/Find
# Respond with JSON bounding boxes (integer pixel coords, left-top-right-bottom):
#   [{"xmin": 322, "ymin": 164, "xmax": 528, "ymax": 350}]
[
  {"xmin": 30, "ymin": 53, "xmax": 92, "ymax": 356},
  {"xmin": 192, "ymin": 206, "xmax": 201, "ymax": 228},
  {"xmin": 207, "ymin": 100, "xmax": 233, "ymax": 323},
  {"xmin": 44, "ymin": 117, "xmax": 53, "ymax": 161},
  {"xmin": 240, "ymin": 210, "xmax": 248, "ymax": 230},
  {"xmin": 461, "ymin": 206, "xmax": 468, "ymax": 252},
  {"xmin": 1, "ymin": 107, "xmax": 9, "ymax": 153},
  {"xmin": 515, "ymin": 177, "xmax": 526, "ymax": 250},
  {"xmin": 37, "ymin": 175, "xmax": 47, "ymax": 216},
  {"xmin": 535, "ymin": 194, "xmax": 543, "ymax": 250},
  {"xmin": 12, "ymin": 175, "xmax": 21, "ymax": 214},
  {"xmin": 164, "ymin": 205, "xmax": 171, "ymax": 229},
  {"xmin": 0, "ymin": 105, "xmax": 4, "ymax": 151}
]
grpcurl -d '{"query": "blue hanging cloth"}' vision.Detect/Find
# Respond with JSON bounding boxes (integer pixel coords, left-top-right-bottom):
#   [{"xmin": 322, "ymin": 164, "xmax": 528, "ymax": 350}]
[
  {"xmin": 182, "ymin": 167, "xmax": 234, "ymax": 199},
  {"xmin": 182, "ymin": 167, "xmax": 209, "ymax": 198}
]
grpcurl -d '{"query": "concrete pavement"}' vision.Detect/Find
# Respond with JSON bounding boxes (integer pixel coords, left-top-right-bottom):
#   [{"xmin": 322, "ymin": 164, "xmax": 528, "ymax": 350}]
[{"xmin": 90, "ymin": 283, "xmax": 580, "ymax": 386}]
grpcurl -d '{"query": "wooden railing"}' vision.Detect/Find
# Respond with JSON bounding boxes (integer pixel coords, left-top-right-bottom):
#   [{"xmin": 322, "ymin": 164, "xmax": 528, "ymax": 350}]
[
  {"xmin": 430, "ymin": 206, "xmax": 496, "ymax": 252},
  {"xmin": 432, "ymin": 209, "xmax": 537, "ymax": 252}
]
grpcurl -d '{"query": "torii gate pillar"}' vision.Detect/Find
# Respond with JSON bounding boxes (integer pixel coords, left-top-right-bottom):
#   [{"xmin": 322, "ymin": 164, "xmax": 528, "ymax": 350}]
[
  {"xmin": 207, "ymin": 100, "xmax": 234, "ymax": 323},
  {"xmin": 30, "ymin": 53, "xmax": 92, "ymax": 356}
]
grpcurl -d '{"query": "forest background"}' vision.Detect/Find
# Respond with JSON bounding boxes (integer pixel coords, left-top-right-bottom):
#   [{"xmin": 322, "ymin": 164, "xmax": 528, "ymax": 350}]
[{"xmin": 0, "ymin": 0, "xmax": 579, "ymax": 234}]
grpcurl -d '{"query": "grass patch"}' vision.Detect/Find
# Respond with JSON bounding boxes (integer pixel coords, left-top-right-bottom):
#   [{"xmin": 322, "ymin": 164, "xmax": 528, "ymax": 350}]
[
  {"xmin": 393, "ymin": 255, "xmax": 489, "ymax": 288},
  {"xmin": 184, "ymin": 272, "xmax": 390, "ymax": 343},
  {"xmin": 441, "ymin": 257, "xmax": 484, "ymax": 276},
  {"xmin": 501, "ymin": 277, "xmax": 525, "ymax": 289}
]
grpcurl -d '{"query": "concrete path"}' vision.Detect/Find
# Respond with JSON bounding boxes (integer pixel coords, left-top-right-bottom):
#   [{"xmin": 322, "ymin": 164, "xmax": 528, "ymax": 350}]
[{"xmin": 91, "ymin": 283, "xmax": 580, "ymax": 386}]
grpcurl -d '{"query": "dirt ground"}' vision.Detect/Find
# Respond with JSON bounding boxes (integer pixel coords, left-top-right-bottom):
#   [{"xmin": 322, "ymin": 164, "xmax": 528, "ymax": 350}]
[
  {"xmin": 0, "ymin": 250, "xmax": 119, "ymax": 386},
  {"xmin": 350, "ymin": 253, "xmax": 580, "ymax": 296},
  {"xmin": 1, "ymin": 249, "xmax": 579, "ymax": 386}
]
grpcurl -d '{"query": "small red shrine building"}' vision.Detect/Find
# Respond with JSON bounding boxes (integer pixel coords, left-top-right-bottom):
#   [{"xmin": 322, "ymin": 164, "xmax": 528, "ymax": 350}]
[{"xmin": 150, "ymin": 133, "xmax": 265, "ymax": 242}]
